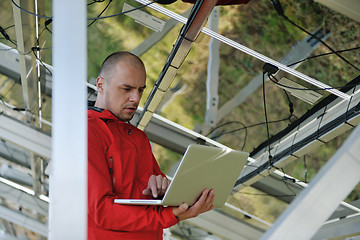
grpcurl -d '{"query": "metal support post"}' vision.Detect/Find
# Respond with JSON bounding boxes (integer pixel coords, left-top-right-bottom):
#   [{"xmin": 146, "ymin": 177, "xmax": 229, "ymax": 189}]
[
  {"xmin": 205, "ymin": 7, "xmax": 220, "ymax": 127},
  {"xmin": 11, "ymin": 0, "xmax": 39, "ymax": 124},
  {"xmin": 49, "ymin": 0, "xmax": 87, "ymax": 239}
]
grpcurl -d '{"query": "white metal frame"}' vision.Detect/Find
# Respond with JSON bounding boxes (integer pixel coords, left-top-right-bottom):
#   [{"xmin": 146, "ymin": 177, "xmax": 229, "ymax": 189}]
[
  {"xmin": 135, "ymin": 0, "xmax": 351, "ymax": 101},
  {"xmin": 48, "ymin": 0, "xmax": 87, "ymax": 239},
  {"xmin": 261, "ymin": 124, "xmax": 360, "ymax": 240}
]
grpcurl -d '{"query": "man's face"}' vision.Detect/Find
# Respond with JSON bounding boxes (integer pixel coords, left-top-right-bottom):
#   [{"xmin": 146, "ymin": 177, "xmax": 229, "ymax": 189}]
[{"xmin": 97, "ymin": 60, "xmax": 146, "ymax": 121}]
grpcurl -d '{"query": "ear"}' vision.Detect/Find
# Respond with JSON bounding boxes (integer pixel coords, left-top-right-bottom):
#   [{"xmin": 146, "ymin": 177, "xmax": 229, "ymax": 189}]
[{"xmin": 96, "ymin": 77, "xmax": 104, "ymax": 93}]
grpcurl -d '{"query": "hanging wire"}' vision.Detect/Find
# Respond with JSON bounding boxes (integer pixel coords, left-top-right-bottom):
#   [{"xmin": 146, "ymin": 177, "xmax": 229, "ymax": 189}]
[
  {"xmin": 87, "ymin": 0, "xmax": 106, "ymax": 6},
  {"xmin": 287, "ymin": 46, "xmax": 360, "ymax": 68},
  {"xmin": 87, "ymin": 0, "xmax": 113, "ymax": 28},
  {"xmin": 270, "ymin": 0, "xmax": 360, "ymax": 72},
  {"xmin": 31, "ymin": 48, "xmax": 53, "ymax": 76},
  {"xmin": 269, "ymin": 74, "xmax": 360, "ymax": 91},
  {"xmin": 303, "ymin": 155, "xmax": 308, "ymax": 183},
  {"xmin": 209, "ymin": 114, "xmax": 293, "ymax": 140},
  {"xmin": 11, "ymin": 0, "xmax": 161, "ymax": 21},
  {"xmin": 262, "ymin": 72, "xmax": 273, "ymax": 167},
  {"xmin": 0, "ymin": 26, "xmax": 17, "ymax": 46},
  {"xmin": 207, "ymin": 121, "xmax": 248, "ymax": 151}
]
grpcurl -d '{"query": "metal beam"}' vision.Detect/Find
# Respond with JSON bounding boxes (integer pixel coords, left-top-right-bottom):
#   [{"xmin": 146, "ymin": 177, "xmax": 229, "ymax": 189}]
[
  {"xmin": 133, "ymin": 86, "xmax": 360, "ymax": 221},
  {"xmin": 312, "ymin": 213, "xmax": 360, "ymax": 240},
  {"xmin": 0, "ymin": 217, "xmax": 16, "ymax": 237},
  {"xmin": 205, "ymin": 7, "xmax": 220, "ymax": 127},
  {"xmin": 315, "ymin": 0, "xmax": 360, "ymax": 23},
  {"xmin": 30, "ymin": 154, "xmax": 42, "ymax": 195},
  {"xmin": 0, "ymin": 138, "xmax": 31, "ymax": 169},
  {"xmin": 0, "ymin": 178, "xmax": 48, "ymax": 216},
  {"xmin": 49, "ymin": 0, "xmax": 87, "ymax": 239},
  {"xmin": 185, "ymin": 209, "xmax": 265, "ymax": 240},
  {"xmin": 137, "ymin": 0, "xmax": 350, "ymax": 100},
  {"xmin": 0, "ymin": 232, "xmax": 18, "ymax": 240},
  {"xmin": 0, "ymin": 4, "xmax": 45, "ymax": 195},
  {"xmin": 0, "ymin": 163, "xmax": 33, "ymax": 188},
  {"xmin": 236, "ymin": 82, "xmax": 360, "ymax": 188},
  {"xmin": 136, "ymin": 0, "xmax": 217, "ymax": 130},
  {"xmin": 0, "ymin": 42, "xmax": 52, "ymax": 97},
  {"xmin": 0, "ymin": 113, "xmax": 51, "ymax": 160},
  {"xmin": 2, "ymin": 49, "xmax": 358, "ymax": 238},
  {"xmin": 131, "ymin": 106, "xmax": 230, "ymax": 154},
  {"xmin": 0, "ymin": 163, "xmax": 49, "ymax": 194},
  {"xmin": 131, "ymin": 9, "xmax": 191, "ymax": 57},
  {"xmin": 260, "ymin": 124, "xmax": 360, "ymax": 240},
  {"xmin": 0, "ymin": 205, "xmax": 47, "ymax": 237},
  {"xmin": 12, "ymin": 0, "xmax": 39, "ymax": 124},
  {"xmin": 250, "ymin": 169, "xmax": 360, "ymax": 221}
]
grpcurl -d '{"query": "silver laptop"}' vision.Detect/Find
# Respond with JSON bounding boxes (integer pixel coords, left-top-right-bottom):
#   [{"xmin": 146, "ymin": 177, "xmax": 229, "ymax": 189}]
[{"xmin": 114, "ymin": 144, "xmax": 249, "ymax": 208}]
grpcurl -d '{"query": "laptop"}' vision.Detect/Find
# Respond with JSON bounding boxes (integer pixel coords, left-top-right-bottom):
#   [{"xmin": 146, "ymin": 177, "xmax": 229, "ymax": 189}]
[{"xmin": 114, "ymin": 144, "xmax": 249, "ymax": 208}]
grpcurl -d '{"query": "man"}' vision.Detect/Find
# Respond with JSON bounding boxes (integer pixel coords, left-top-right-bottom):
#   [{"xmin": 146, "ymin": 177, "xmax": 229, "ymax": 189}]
[{"xmin": 88, "ymin": 51, "xmax": 215, "ymax": 239}]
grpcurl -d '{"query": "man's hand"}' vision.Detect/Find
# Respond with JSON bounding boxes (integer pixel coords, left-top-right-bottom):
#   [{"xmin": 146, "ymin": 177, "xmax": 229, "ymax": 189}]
[
  {"xmin": 172, "ymin": 189, "xmax": 215, "ymax": 221},
  {"xmin": 142, "ymin": 175, "xmax": 170, "ymax": 198}
]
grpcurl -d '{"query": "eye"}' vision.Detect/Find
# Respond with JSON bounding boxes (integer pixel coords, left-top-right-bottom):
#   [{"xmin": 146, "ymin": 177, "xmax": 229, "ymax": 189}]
[{"xmin": 139, "ymin": 89, "xmax": 144, "ymax": 93}]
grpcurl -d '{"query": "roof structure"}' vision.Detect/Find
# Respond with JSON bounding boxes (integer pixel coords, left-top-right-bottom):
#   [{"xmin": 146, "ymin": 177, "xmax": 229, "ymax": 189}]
[{"xmin": 0, "ymin": 0, "xmax": 360, "ymax": 239}]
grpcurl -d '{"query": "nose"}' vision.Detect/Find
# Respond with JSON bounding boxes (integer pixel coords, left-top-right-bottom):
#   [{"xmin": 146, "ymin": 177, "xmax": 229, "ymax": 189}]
[{"xmin": 129, "ymin": 90, "xmax": 141, "ymax": 104}]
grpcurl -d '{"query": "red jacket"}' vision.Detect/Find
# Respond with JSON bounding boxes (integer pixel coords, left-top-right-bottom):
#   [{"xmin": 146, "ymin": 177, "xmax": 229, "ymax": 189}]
[{"xmin": 88, "ymin": 107, "xmax": 178, "ymax": 240}]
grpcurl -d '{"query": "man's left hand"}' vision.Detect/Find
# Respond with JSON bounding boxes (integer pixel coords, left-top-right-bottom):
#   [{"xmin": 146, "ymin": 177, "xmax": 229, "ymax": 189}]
[{"xmin": 142, "ymin": 175, "xmax": 170, "ymax": 198}]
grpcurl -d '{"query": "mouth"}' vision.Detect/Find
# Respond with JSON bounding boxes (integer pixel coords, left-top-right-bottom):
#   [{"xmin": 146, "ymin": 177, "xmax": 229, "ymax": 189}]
[{"xmin": 124, "ymin": 105, "xmax": 138, "ymax": 113}]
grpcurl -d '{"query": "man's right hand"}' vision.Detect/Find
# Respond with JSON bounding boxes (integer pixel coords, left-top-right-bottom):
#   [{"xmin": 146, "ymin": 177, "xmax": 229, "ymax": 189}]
[{"xmin": 172, "ymin": 189, "xmax": 215, "ymax": 221}]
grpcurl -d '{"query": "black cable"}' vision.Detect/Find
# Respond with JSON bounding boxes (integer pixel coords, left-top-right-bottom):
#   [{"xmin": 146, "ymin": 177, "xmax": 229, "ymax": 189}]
[
  {"xmin": 250, "ymin": 74, "xmax": 360, "ymax": 158},
  {"xmin": 11, "ymin": 0, "xmax": 160, "ymax": 21},
  {"xmin": 208, "ymin": 63, "xmax": 294, "ymax": 142},
  {"xmin": 44, "ymin": 19, "xmax": 52, "ymax": 34},
  {"xmin": 0, "ymin": 96, "xmax": 26, "ymax": 112},
  {"xmin": 88, "ymin": 0, "xmax": 106, "ymax": 6},
  {"xmin": 31, "ymin": 48, "xmax": 53, "ymax": 76},
  {"xmin": 282, "ymin": 89, "xmax": 294, "ymax": 122},
  {"xmin": 287, "ymin": 46, "xmax": 360, "ymax": 68},
  {"xmin": 262, "ymin": 73, "xmax": 273, "ymax": 167},
  {"xmin": 285, "ymin": 18, "xmax": 360, "ymax": 72},
  {"xmin": 87, "ymin": 0, "xmax": 162, "ymax": 20},
  {"xmin": 3, "ymin": 25, "xmax": 15, "ymax": 30},
  {"xmin": 87, "ymin": 0, "xmax": 112, "ymax": 28},
  {"xmin": 210, "ymin": 115, "xmax": 292, "ymax": 140},
  {"xmin": 279, "ymin": 167, "xmax": 298, "ymax": 196},
  {"xmin": 0, "ymin": 26, "xmax": 17, "ymax": 47},
  {"xmin": 206, "ymin": 121, "xmax": 248, "ymax": 150},
  {"xmin": 206, "ymin": 121, "xmax": 242, "ymax": 137},
  {"xmin": 269, "ymin": 74, "xmax": 360, "ymax": 91},
  {"xmin": 241, "ymin": 129, "xmax": 247, "ymax": 151},
  {"xmin": 236, "ymin": 87, "xmax": 360, "ymax": 186},
  {"xmin": 11, "ymin": 0, "xmax": 52, "ymax": 19},
  {"xmin": 35, "ymin": 28, "xmax": 46, "ymax": 47},
  {"xmin": 270, "ymin": 0, "xmax": 360, "ymax": 72}
]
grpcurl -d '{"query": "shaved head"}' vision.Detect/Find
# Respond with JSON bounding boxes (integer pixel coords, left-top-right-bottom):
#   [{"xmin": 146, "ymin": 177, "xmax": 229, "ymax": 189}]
[
  {"xmin": 99, "ymin": 51, "xmax": 145, "ymax": 81},
  {"xmin": 95, "ymin": 51, "xmax": 147, "ymax": 121}
]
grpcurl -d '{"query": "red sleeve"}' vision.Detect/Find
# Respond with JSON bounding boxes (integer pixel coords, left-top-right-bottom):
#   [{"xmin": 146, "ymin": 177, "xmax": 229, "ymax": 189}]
[
  {"xmin": 87, "ymin": 119, "xmax": 178, "ymax": 231},
  {"xmin": 152, "ymin": 154, "xmax": 166, "ymax": 177}
]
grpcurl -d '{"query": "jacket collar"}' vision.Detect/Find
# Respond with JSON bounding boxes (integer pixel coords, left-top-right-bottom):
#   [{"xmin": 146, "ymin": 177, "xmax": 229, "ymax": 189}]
[{"xmin": 88, "ymin": 101, "xmax": 122, "ymax": 122}]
